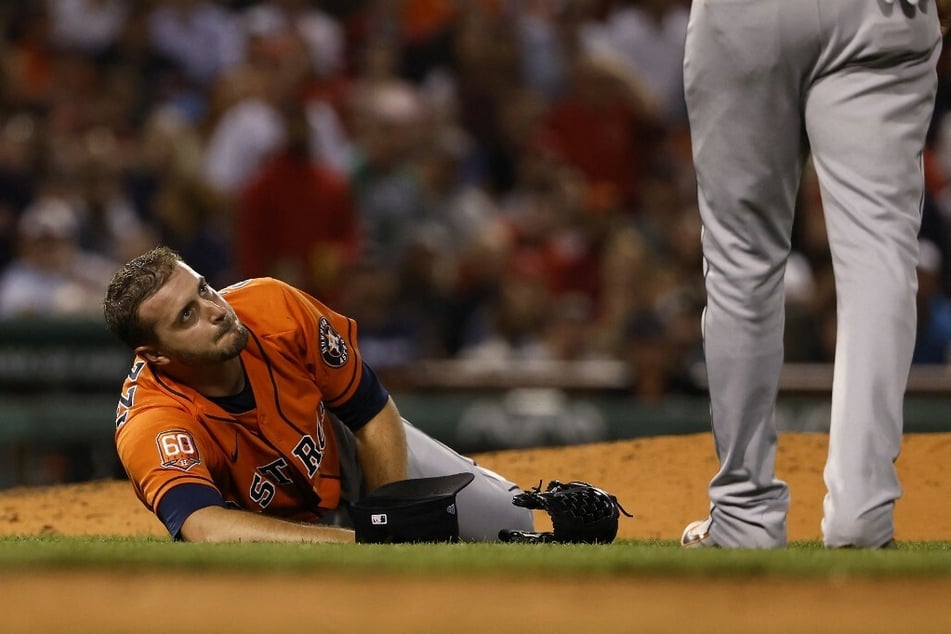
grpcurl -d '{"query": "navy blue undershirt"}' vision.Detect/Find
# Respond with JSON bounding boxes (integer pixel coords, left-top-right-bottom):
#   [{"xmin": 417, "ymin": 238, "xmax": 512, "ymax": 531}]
[
  {"xmin": 327, "ymin": 362, "xmax": 390, "ymax": 434},
  {"xmin": 206, "ymin": 374, "xmax": 256, "ymax": 413}
]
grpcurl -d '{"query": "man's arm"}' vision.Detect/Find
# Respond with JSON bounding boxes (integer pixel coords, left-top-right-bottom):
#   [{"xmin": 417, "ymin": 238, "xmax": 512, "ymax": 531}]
[
  {"xmin": 353, "ymin": 396, "xmax": 408, "ymax": 491},
  {"xmin": 180, "ymin": 505, "xmax": 355, "ymax": 543},
  {"xmin": 179, "ymin": 396, "xmax": 407, "ymax": 542}
]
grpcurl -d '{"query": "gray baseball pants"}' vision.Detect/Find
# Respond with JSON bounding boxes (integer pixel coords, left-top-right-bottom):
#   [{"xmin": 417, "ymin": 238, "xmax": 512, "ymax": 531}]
[{"xmin": 685, "ymin": 0, "xmax": 941, "ymax": 547}]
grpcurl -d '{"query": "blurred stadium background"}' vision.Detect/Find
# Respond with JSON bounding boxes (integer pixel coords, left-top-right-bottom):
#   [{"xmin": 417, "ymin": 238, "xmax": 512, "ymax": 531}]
[{"xmin": 2, "ymin": 0, "xmax": 951, "ymax": 488}]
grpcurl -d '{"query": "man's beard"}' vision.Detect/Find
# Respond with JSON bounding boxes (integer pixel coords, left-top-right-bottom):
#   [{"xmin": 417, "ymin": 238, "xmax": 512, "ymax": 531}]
[
  {"xmin": 175, "ymin": 323, "xmax": 250, "ymax": 366},
  {"xmin": 215, "ymin": 323, "xmax": 250, "ymax": 361}
]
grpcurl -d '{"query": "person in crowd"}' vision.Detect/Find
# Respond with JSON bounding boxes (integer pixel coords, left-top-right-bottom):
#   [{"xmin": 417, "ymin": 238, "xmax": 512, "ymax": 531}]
[{"xmin": 0, "ymin": 196, "xmax": 116, "ymax": 318}]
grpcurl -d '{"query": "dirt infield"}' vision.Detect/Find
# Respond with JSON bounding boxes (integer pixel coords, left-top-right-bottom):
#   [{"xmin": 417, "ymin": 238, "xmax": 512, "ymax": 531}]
[
  {"xmin": 2, "ymin": 432, "xmax": 950, "ymax": 632},
  {"xmin": 2, "ymin": 431, "xmax": 948, "ymax": 541},
  {"xmin": 5, "ymin": 572, "xmax": 951, "ymax": 634}
]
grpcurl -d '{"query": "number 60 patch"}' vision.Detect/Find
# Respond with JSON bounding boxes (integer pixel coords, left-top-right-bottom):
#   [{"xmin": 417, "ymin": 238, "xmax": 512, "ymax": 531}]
[{"xmin": 156, "ymin": 430, "xmax": 202, "ymax": 471}]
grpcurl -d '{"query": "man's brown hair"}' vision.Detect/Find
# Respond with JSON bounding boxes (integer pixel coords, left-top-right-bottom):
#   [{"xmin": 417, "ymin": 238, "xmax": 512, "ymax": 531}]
[{"xmin": 103, "ymin": 246, "xmax": 183, "ymax": 349}]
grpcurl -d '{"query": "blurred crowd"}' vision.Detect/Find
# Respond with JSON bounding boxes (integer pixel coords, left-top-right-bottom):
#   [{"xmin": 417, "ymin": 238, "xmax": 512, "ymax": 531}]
[{"xmin": 3, "ymin": 0, "xmax": 951, "ymax": 404}]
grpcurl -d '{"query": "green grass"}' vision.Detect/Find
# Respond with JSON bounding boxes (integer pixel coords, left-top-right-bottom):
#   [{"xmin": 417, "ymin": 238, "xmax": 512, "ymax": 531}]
[{"xmin": 1, "ymin": 537, "xmax": 950, "ymax": 578}]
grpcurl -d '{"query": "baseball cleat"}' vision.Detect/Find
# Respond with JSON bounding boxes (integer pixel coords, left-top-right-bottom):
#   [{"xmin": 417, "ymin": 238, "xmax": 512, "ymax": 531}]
[
  {"xmin": 831, "ymin": 538, "xmax": 897, "ymax": 550},
  {"xmin": 681, "ymin": 517, "xmax": 717, "ymax": 548}
]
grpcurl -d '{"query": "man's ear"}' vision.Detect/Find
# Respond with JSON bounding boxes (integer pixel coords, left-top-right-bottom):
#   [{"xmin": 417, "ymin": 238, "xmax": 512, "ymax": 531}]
[{"xmin": 136, "ymin": 345, "xmax": 169, "ymax": 366}]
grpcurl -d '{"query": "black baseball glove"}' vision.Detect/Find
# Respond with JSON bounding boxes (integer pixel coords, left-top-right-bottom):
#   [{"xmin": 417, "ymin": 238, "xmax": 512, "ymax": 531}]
[{"xmin": 498, "ymin": 480, "xmax": 632, "ymax": 544}]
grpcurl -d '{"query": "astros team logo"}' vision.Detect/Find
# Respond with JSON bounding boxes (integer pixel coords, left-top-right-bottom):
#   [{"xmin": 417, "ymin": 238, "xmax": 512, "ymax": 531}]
[{"xmin": 318, "ymin": 317, "xmax": 349, "ymax": 368}]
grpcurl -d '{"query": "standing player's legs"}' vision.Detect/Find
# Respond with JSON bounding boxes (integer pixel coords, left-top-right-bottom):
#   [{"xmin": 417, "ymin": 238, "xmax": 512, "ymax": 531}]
[
  {"xmin": 804, "ymin": 2, "xmax": 941, "ymax": 548},
  {"xmin": 401, "ymin": 420, "xmax": 533, "ymax": 541},
  {"xmin": 684, "ymin": 0, "xmax": 813, "ymax": 547}
]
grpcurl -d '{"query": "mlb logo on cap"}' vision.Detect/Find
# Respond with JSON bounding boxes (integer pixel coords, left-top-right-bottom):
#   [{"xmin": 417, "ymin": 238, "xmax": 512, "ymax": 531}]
[{"xmin": 371, "ymin": 514, "xmax": 388, "ymax": 525}]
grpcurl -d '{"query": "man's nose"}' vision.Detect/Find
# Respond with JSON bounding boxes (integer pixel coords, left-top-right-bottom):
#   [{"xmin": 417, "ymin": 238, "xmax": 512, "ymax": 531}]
[{"xmin": 207, "ymin": 300, "xmax": 227, "ymax": 322}]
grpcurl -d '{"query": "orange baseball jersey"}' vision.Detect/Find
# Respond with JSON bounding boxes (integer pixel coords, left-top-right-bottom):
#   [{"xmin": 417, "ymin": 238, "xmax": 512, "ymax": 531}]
[{"xmin": 114, "ymin": 277, "xmax": 389, "ymax": 537}]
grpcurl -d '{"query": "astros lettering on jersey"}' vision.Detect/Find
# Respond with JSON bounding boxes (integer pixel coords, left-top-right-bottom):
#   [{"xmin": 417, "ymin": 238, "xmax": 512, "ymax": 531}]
[{"xmin": 114, "ymin": 277, "xmax": 388, "ymax": 536}]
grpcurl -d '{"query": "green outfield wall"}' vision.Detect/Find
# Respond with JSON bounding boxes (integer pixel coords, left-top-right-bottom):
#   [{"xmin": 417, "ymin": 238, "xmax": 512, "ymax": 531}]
[
  {"xmin": 2, "ymin": 318, "xmax": 951, "ymax": 447},
  {"xmin": 1, "ymin": 319, "xmax": 951, "ymax": 486}
]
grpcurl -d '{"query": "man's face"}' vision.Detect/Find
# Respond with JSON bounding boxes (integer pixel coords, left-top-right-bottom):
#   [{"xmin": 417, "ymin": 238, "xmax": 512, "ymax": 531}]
[{"xmin": 136, "ymin": 262, "xmax": 248, "ymax": 366}]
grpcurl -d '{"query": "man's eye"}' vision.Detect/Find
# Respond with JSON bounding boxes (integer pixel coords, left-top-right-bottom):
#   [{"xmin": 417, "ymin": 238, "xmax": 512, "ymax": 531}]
[
  {"xmin": 198, "ymin": 283, "xmax": 209, "ymax": 295},
  {"xmin": 181, "ymin": 308, "xmax": 192, "ymax": 322}
]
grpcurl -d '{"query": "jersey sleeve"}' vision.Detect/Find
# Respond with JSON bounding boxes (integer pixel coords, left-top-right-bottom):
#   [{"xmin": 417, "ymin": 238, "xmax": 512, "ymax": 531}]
[
  {"xmin": 116, "ymin": 404, "xmax": 223, "ymax": 517},
  {"xmin": 326, "ymin": 361, "xmax": 389, "ymax": 432},
  {"xmin": 277, "ymin": 282, "xmax": 391, "ymax": 427},
  {"xmin": 156, "ymin": 483, "xmax": 227, "ymax": 540}
]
